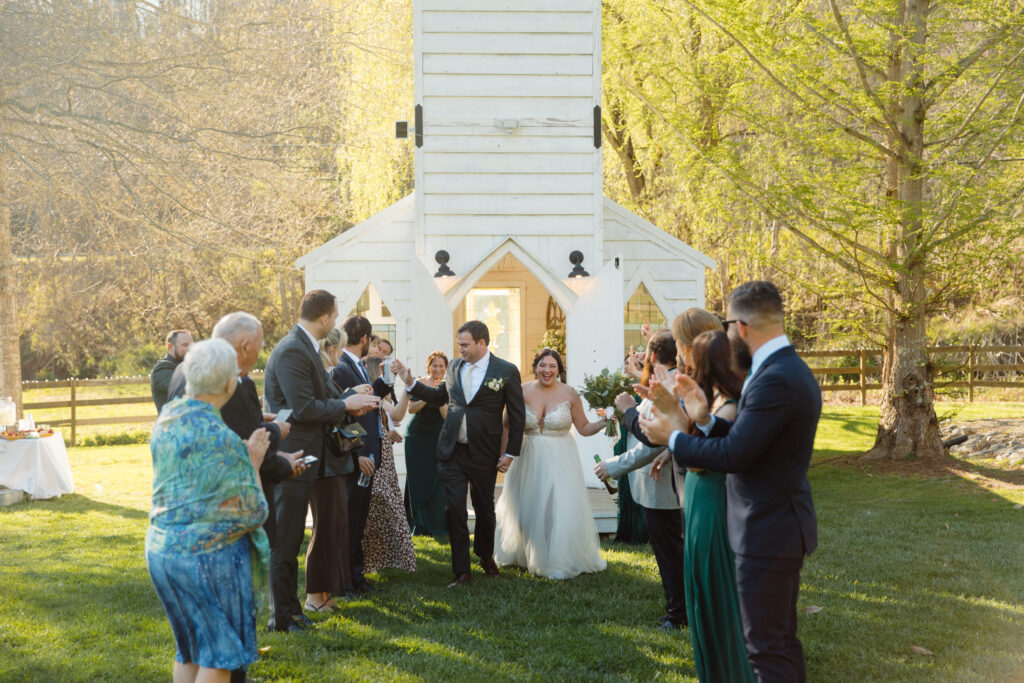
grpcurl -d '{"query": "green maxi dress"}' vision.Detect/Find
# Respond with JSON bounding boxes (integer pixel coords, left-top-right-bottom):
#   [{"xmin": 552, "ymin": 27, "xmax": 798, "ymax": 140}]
[
  {"xmin": 683, "ymin": 466, "xmax": 755, "ymax": 683},
  {"xmin": 403, "ymin": 405, "xmax": 448, "ymax": 538}
]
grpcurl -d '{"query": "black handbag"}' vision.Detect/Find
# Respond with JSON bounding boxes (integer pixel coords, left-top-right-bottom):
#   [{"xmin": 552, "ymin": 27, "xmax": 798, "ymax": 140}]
[{"xmin": 325, "ymin": 420, "xmax": 367, "ymax": 458}]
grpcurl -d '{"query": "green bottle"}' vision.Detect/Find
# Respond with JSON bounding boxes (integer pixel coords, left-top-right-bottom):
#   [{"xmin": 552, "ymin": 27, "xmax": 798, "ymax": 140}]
[{"xmin": 593, "ymin": 454, "xmax": 618, "ymax": 495}]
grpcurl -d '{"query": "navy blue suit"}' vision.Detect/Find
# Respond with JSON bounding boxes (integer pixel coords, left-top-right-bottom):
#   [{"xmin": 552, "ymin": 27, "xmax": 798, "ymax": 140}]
[
  {"xmin": 331, "ymin": 352, "xmax": 383, "ymax": 588},
  {"xmin": 670, "ymin": 345, "xmax": 820, "ymax": 682}
]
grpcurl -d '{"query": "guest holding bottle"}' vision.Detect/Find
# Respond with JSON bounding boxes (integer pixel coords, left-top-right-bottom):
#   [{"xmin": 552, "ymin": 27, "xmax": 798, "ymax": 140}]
[
  {"xmin": 145, "ymin": 338, "xmax": 270, "ymax": 683},
  {"xmin": 403, "ymin": 351, "xmax": 449, "ymax": 538},
  {"xmin": 596, "ymin": 331, "xmax": 684, "ymax": 630}
]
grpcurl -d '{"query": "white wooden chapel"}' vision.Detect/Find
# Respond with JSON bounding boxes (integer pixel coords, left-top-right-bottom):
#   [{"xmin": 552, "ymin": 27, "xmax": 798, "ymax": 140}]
[{"xmin": 297, "ymin": 0, "xmax": 714, "ymax": 499}]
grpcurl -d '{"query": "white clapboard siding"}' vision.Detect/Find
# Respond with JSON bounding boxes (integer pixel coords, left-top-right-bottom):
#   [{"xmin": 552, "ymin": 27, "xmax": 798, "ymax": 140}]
[
  {"xmin": 425, "ymin": 0, "xmax": 594, "ymax": 11},
  {"xmin": 423, "ymin": 172, "xmax": 594, "ymax": 195},
  {"xmin": 423, "ymin": 152, "xmax": 593, "ymax": 174},
  {"xmin": 423, "ymin": 54, "xmax": 592, "ymax": 76},
  {"xmin": 421, "ymin": 11, "xmax": 592, "ymax": 34},
  {"xmin": 423, "ymin": 74, "xmax": 594, "ymax": 98},
  {"xmin": 422, "ymin": 33, "xmax": 592, "ymax": 55},
  {"xmin": 422, "ymin": 134, "xmax": 595, "ymax": 154},
  {"xmin": 422, "ymin": 96, "xmax": 591, "ymax": 121},
  {"xmin": 424, "ymin": 214, "xmax": 595, "ymax": 236},
  {"xmin": 424, "ymin": 194, "xmax": 592, "ymax": 216},
  {"xmin": 424, "ymin": 124, "xmax": 591, "ymax": 137}
]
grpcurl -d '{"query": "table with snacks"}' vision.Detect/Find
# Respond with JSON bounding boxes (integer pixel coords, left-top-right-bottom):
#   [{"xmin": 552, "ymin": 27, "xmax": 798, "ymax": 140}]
[{"xmin": 0, "ymin": 429, "xmax": 75, "ymax": 499}]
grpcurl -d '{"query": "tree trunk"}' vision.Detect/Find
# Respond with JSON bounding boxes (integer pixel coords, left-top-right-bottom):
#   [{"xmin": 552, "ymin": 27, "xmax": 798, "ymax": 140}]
[
  {"xmin": 0, "ymin": 80, "xmax": 23, "ymax": 415},
  {"xmin": 866, "ymin": 0, "xmax": 942, "ymax": 461}
]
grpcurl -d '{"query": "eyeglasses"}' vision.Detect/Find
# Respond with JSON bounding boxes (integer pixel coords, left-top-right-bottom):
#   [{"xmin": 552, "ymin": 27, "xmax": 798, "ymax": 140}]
[{"xmin": 722, "ymin": 318, "xmax": 747, "ymax": 330}]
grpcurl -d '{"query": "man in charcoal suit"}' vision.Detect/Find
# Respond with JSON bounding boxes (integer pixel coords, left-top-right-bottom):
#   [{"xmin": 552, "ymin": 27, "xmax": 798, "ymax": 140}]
[
  {"xmin": 392, "ymin": 320, "xmax": 525, "ymax": 588},
  {"xmin": 262, "ymin": 290, "xmax": 379, "ymax": 632},
  {"xmin": 641, "ymin": 281, "xmax": 821, "ymax": 683}
]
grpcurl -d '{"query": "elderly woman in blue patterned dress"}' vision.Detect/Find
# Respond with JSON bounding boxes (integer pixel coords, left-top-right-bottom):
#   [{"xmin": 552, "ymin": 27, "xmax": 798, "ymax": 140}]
[{"xmin": 146, "ymin": 338, "xmax": 271, "ymax": 683}]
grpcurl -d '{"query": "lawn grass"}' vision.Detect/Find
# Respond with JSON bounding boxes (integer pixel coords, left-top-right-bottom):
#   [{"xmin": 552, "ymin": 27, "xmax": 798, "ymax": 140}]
[{"xmin": 2, "ymin": 406, "xmax": 1024, "ymax": 681}]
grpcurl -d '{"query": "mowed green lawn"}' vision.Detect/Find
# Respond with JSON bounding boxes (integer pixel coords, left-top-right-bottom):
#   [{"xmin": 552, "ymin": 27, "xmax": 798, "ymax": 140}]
[{"xmin": 1, "ymin": 404, "xmax": 1023, "ymax": 681}]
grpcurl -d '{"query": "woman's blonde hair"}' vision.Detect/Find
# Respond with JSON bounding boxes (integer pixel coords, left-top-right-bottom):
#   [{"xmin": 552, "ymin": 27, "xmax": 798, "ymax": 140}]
[
  {"xmin": 319, "ymin": 327, "xmax": 343, "ymax": 369},
  {"xmin": 672, "ymin": 308, "xmax": 723, "ymax": 346}
]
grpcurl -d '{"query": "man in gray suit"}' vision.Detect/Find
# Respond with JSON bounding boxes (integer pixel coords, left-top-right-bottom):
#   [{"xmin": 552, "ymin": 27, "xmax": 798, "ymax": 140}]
[{"xmin": 263, "ymin": 289, "xmax": 379, "ymax": 632}]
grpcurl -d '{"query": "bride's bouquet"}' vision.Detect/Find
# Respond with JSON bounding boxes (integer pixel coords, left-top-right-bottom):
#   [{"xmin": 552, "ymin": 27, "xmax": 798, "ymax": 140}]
[{"xmin": 578, "ymin": 369, "xmax": 635, "ymax": 438}]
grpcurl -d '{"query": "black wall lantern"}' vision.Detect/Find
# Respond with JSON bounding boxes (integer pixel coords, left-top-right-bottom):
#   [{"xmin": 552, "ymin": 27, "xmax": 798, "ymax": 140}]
[
  {"xmin": 434, "ymin": 250, "xmax": 455, "ymax": 278},
  {"xmin": 568, "ymin": 250, "xmax": 589, "ymax": 278}
]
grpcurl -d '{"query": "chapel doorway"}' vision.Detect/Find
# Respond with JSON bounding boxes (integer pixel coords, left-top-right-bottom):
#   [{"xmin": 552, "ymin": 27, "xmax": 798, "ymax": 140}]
[{"xmin": 452, "ymin": 253, "xmax": 565, "ymax": 377}]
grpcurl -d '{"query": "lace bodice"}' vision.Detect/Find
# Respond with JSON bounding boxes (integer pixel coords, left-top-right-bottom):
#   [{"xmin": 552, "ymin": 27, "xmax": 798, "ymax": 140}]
[{"xmin": 524, "ymin": 401, "xmax": 572, "ymax": 436}]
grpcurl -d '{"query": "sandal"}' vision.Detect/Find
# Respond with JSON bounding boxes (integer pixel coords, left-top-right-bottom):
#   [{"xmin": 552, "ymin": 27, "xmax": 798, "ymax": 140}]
[{"xmin": 304, "ymin": 599, "xmax": 340, "ymax": 613}]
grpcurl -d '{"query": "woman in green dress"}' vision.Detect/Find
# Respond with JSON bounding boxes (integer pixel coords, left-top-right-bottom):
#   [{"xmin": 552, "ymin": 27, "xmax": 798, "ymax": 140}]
[
  {"xmin": 681, "ymin": 330, "xmax": 753, "ymax": 683},
  {"xmin": 403, "ymin": 351, "xmax": 449, "ymax": 538}
]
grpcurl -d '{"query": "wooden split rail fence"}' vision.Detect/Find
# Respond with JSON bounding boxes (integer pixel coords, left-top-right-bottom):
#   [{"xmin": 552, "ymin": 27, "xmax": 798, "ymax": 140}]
[
  {"xmin": 801, "ymin": 344, "xmax": 1024, "ymax": 405},
  {"xmin": 20, "ymin": 371, "xmax": 265, "ymax": 446},
  {"xmin": 18, "ymin": 346, "xmax": 1024, "ymax": 445}
]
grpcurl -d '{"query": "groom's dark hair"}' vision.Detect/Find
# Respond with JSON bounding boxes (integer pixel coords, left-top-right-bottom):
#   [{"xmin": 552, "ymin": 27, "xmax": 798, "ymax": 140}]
[
  {"xmin": 458, "ymin": 320, "xmax": 489, "ymax": 345},
  {"xmin": 728, "ymin": 281, "xmax": 784, "ymax": 326}
]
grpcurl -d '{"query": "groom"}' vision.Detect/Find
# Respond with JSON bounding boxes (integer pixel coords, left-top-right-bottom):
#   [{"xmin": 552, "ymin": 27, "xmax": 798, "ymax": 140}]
[{"xmin": 393, "ymin": 321, "xmax": 525, "ymax": 588}]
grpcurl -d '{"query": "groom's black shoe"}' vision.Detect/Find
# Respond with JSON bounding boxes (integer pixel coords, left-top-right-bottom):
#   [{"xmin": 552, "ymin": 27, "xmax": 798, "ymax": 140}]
[
  {"xmin": 480, "ymin": 557, "xmax": 501, "ymax": 577},
  {"xmin": 447, "ymin": 572, "xmax": 472, "ymax": 588}
]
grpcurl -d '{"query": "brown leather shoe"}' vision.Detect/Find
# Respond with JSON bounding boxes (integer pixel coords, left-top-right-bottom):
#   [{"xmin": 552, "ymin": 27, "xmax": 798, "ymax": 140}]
[
  {"xmin": 480, "ymin": 557, "xmax": 500, "ymax": 577},
  {"xmin": 447, "ymin": 572, "xmax": 472, "ymax": 588}
]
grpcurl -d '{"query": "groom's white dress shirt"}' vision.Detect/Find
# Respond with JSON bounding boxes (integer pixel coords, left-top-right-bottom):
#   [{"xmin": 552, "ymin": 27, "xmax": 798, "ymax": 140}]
[
  {"xmin": 669, "ymin": 334, "xmax": 791, "ymax": 451},
  {"xmin": 457, "ymin": 351, "xmax": 490, "ymax": 443}
]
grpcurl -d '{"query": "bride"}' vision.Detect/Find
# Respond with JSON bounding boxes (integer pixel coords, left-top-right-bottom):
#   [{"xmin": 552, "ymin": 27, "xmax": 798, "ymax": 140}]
[{"xmin": 495, "ymin": 348, "xmax": 609, "ymax": 579}]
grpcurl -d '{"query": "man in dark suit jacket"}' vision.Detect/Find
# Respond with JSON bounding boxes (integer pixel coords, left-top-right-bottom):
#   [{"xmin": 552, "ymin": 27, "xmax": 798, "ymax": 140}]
[
  {"xmin": 330, "ymin": 315, "xmax": 384, "ymax": 594},
  {"xmin": 263, "ymin": 290, "xmax": 379, "ymax": 632},
  {"xmin": 393, "ymin": 321, "xmax": 525, "ymax": 588},
  {"xmin": 150, "ymin": 329, "xmax": 192, "ymax": 412},
  {"xmin": 641, "ymin": 281, "xmax": 821, "ymax": 683}
]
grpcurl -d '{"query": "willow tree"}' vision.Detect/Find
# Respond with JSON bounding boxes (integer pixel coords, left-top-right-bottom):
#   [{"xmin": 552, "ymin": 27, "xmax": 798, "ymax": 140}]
[{"xmin": 623, "ymin": 0, "xmax": 1024, "ymax": 460}]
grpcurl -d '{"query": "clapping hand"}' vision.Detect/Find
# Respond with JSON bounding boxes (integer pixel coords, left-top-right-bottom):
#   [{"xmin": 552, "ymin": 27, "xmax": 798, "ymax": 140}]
[
  {"xmin": 648, "ymin": 365, "xmax": 682, "ymax": 417},
  {"xmin": 246, "ymin": 428, "xmax": 270, "ymax": 469},
  {"xmin": 640, "ymin": 316, "xmax": 652, "ymax": 341},
  {"xmin": 675, "ymin": 374, "xmax": 711, "ymax": 427},
  {"xmin": 614, "ymin": 391, "xmax": 636, "ymax": 415},
  {"xmin": 391, "ymin": 358, "xmax": 414, "ymax": 386}
]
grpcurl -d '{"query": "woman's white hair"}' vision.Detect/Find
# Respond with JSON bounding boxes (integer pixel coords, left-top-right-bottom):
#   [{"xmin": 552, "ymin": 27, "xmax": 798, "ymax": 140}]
[{"xmin": 183, "ymin": 338, "xmax": 239, "ymax": 396}]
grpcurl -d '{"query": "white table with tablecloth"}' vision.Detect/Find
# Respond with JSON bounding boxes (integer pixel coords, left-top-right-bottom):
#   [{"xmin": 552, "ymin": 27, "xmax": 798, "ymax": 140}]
[{"xmin": 0, "ymin": 430, "xmax": 75, "ymax": 499}]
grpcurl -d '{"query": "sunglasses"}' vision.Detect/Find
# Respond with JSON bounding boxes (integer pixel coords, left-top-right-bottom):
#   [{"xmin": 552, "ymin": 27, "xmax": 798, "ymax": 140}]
[{"xmin": 722, "ymin": 318, "xmax": 748, "ymax": 330}]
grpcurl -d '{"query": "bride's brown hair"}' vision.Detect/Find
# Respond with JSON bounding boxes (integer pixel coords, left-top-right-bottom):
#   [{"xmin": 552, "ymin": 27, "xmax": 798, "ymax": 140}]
[{"xmin": 532, "ymin": 348, "xmax": 566, "ymax": 383}]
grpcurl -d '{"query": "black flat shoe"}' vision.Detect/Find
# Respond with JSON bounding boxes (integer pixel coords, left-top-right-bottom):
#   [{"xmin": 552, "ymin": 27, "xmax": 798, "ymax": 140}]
[{"xmin": 292, "ymin": 614, "xmax": 314, "ymax": 628}]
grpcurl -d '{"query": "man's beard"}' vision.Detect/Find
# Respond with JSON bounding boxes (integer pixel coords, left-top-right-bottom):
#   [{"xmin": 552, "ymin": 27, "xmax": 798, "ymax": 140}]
[{"xmin": 731, "ymin": 334, "xmax": 753, "ymax": 372}]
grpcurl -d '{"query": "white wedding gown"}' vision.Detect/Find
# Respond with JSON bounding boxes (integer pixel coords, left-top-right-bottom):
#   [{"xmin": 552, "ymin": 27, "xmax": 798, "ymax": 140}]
[{"xmin": 494, "ymin": 401, "xmax": 607, "ymax": 579}]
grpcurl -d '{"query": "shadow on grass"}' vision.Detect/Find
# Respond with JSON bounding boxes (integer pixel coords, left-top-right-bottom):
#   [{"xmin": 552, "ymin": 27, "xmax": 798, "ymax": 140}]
[
  {"xmin": 0, "ymin": 493, "xmax": 149, "ymax": 521},
  {"xmin": 252, "ymin": 536, "xmax": 691, "ymax": 681}
]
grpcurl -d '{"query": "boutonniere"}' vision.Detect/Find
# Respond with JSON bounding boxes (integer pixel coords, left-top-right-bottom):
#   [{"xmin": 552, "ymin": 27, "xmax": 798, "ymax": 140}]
[{"xmin": 485, "ymin": 377, "xmax": 506, "ymax": 392}]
